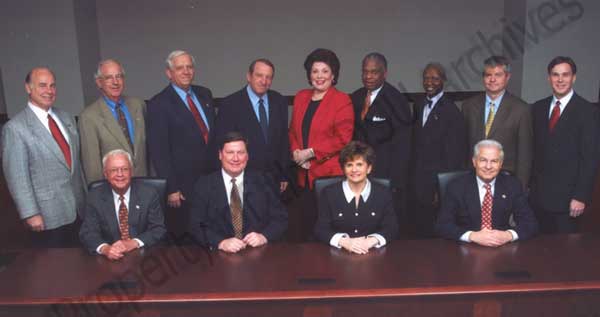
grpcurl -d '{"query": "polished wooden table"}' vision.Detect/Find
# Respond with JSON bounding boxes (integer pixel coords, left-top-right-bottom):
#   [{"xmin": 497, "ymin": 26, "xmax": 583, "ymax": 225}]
[{"xmin": 1, "ymin": 234, "xmax": 600, "ymax": 317}]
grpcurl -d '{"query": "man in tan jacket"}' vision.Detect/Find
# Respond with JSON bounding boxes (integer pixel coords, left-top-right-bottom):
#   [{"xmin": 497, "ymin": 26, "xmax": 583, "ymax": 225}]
[{"xmin": 79, "ymin": 59, "xmax": 148, "ymax": 185}]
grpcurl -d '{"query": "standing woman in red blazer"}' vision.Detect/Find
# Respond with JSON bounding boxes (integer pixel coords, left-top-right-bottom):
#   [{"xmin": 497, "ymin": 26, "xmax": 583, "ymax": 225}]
[{"xmin": 288, "ymin": 48, "xmax": 354, "ymax": 241}]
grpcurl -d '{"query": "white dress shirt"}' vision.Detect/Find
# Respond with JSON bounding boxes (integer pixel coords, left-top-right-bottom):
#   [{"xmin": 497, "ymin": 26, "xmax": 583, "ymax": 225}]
[
  {"xmin": 28, "ymin": 102, "xmax": 71, "ymax": 145},
  {"xmin": 222, "ymin": 169, "xmax": 244, "ymax": 206},
  {"xmin": 330, "ymin": 179, "xmax": 387, "ymax": 248},
  {"xmin": 422, "ymin": 91, "xmax": 444, "ymax": 126},
  {"xmin": 549, "ymin": 89, "xmax": 574, "ymax": 118}
]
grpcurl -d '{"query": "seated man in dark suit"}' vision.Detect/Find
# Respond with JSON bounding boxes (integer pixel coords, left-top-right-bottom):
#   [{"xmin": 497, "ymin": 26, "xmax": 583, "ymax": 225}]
[
  {"xmin": 189, "ymin": 131, "xmax": 288, "ymax": 253},
  {"xmin": 435, "ymin": 140, "xmax": 538, "ymax": 247},
  {"xmin": 80, "ymin": 149, "xmax": 166, "ymax": 260}
]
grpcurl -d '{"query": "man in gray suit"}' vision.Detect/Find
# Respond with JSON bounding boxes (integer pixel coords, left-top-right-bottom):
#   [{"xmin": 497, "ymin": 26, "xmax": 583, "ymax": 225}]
[
  {"xmin": 79, "ymin": 59, "xmax": 148, "ymax": 185},
  {"xmin": 79, "ymin": 149, "xmax": 166, "ymax": 260},
  {"xmin": 1, "ymin": 67, "xmax": 86, "ymax": 248},
  {"xmin": 462, "ymin": 56, "xmax": 533, "ymax": 188}
]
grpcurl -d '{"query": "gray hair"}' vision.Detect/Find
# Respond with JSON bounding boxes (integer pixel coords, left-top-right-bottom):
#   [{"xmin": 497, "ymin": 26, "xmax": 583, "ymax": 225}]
[
  {"xmin": 94, "ymin": 59, "xmax": 125, "ymax": 80},
  {"xmin": 483, "ymin": 55, "xmax": 511, "ymax": 74},
  {"xmin": 362, "ymin": 52, "xmax": 388, "ymax": 71},
  {"xmin": 423, "ymin": 62, "xmax": 447, "ymax": 82},
  {"xmin": 102, "ymin": 149, "xmax": 133, "ymax": 170},
  {"xmin": 473, "ymin": 139, "xmax": 504, "ymax": 161},
  {"xmin": 165, "ymin": 50, "xmax": 195, "ymax": 69}
]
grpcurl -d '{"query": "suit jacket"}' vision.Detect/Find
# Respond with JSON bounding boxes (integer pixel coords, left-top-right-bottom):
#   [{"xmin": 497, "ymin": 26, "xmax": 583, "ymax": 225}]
[
  {"xmin": 435, "ymin": 172, "xmax": 538, "ymax": 241},
  {"xmin": 189, "ymin": 170, "xmax": 288, "ymax": 248},
  {"xmin": 79, "ymin": 96, "xmax": 148, "ymax": 184},
  {"xmin": 351, "ymin": 82, "xmax": 412, "ymax": 188},
  {"xmin": 412, "ymin": 93, "xmax": 467, "ymax": 204},
  {"xmin": 314, "ymin": 180, "xmax": 398, "ymax": 244},
  {"xmin": 289, "ymin": 87, "xmax": 354, "ymax": 189},
  {"xmin": 214, "ymin": 87, "xmax": 290, "ymax": 183},
  {"xmin": 530, "ymin": 93, "xmax": 600, "ymax": 212},
  {"xmin": 79, "ymin": 182, "xmax": 166, "ymax": 254},
  {"xmin": 1, "ymin": 106, "xmax": 86, "ymax": 230},
  {"xmin": 146, "ymin": 84, "xmax": 217, "ymax": 198},
  {"xmin": 462, "ymin": 92, "xmax": 533, "ymax": 187}
]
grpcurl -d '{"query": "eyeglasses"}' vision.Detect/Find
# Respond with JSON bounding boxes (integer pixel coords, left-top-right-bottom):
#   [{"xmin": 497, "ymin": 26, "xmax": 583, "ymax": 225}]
[
  {"xmin": 100, "ymin": 73, "xmax": 125, "ymax": 81},
  {"xmin": 107, "ymin": 167, "xmax": 131, "ymax": 175}
]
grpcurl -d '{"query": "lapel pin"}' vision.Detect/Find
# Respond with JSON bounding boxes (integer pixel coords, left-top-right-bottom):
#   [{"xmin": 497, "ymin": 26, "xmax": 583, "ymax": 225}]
[
  {"xmin": 502, "ymin": 194, "xmax": 506, "ymax": 199},
  {"xmin": 136, "ymin": 205, "xmax": 140, "ymax": 209}
]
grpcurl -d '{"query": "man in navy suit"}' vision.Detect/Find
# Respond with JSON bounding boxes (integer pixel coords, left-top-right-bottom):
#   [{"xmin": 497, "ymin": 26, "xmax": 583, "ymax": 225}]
[
  {"xmin": 79, "ymin": 149, "xmax": 166, "ymax": 260},
  {"xmin": 410, "ymin": 63, "xmax": 467, "ymax": 238},
  {"xmin": 189, "ymin": 132, "xmax": 288, "ymax": 253},
  {"xmin": 146, "ymin": 50, "xmax": 216, "ymax": 236},
  {"xmin": 214, "ymin": 59, "xmax": 290, "ymax": 193},
  {"xmin": 530, "ymin": 56, "xmax": 600, "ymax": 233},
  {"xmin": 350, "ymin": 52, "xmax": 413, "ymax": 230},
  {"xmin": 435, "ymin": 140, "xmax": 538, "ymax": 246}
]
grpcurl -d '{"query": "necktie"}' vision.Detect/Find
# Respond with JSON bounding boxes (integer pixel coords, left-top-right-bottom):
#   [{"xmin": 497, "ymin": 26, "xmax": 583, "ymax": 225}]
[
  {"xmin": 186, "ymin": 93, "xmax": 209, "ymax": 143},
  {"xmin": 484, "ymin": 102, "xmax": 496, "ymax": 137},
  {"xmin": 360, "ymin": 90, "xmax": 372, "ymax": 120},
  {"xmin": 118, "ymin": 195, "xmax": 130, "ymax": 240},
  {"xmin": 422, "ymin": 99, "xmax": 433, "ymax": 127},
  {"xmin": 549, "ymin": 100, "xmax": 561, "ymax": 132},
  {"xmin": 47, "ymin": 114, "xmax": 72, "ymax": 169},
  {"xmin": 481, "ymin": 183, "xmax": 493, "ymax": 230},
  {"xmin": 115, "ymin": 103, "xmax": 134, "ymax": 152},
  {"xmin": 230, "ymin": 178, "xmax": 243, "ymax": 239},
  {"xmin": 258, "ymin": 98, "xmax": 268, "ymax": 143}
]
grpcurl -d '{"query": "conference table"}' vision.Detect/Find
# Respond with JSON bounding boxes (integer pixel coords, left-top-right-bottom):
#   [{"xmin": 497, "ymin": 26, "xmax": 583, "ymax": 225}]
[{"xmin": 0, "ymin": 234, "xmax": 599, "ymax": 317}]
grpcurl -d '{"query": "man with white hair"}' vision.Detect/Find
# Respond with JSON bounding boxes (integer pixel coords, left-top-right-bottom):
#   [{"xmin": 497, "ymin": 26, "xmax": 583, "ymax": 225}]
[
  {"xmin": 79, "ymin": 149, "xmax": 166, "ymax": 260},
  {"xmin": 79, "ymin": 59, "xmax": 148, "ymax": 185},
  {"xmin": 435, "ymin": 139, "xmax": 538, "ymax": 247},
  {"xmin": 146, "ymin": 50, "xmax": 216, "ymax": 237}
]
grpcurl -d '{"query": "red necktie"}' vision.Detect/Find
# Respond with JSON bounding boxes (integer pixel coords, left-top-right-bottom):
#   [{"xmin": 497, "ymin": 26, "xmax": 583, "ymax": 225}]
[
  {"xmin": 186, "ymin": 93, "xmax": 209, "ymax": 143},
  {"xmin": 118, "ymin": 195, "xmax": 130, "ymax": 240},
  {"xmin": 548, "ymin": 100, "xmax": 561, "ymax": 132},
  {"xmin": 47, "ymin": 114, "xmax": 72, "ymax": 169},
  {"xmin": 481, "ymin": 183, "xmax": 493, "ymax": 230}
]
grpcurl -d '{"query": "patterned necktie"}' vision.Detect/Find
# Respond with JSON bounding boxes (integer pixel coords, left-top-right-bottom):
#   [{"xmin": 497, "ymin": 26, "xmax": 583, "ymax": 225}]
[
  {"xmin": 186, "ymin": 93, "xmax": 209, "ymax": 143},
  {"xmin": 118, "ymin": 195, "xmax": 130, "ymax": 240},
  {"xmin": 115, "ymin": 103, "xmax": 134, "ymax": 152},
  {"xmin": 484, "ymin": 102, "xmax": 495, "ymax": 137},
  {"xmin": 549, "ymin": 100, "xmax": 561, "ymax": 132},
  {"xmin": 258, "ymin": 98, "xmax": 268, "ymax": 143},
  {"xmin": 360, "ymin": 90, "xmax": 372, "ymax": 120},
  {"xmin": 230, "ymin": 178, "xmax": 243, "ymax": 239},
  {"xmin": 481, "ymin": 183, "xmax": 493, "ymax": 230},
  {"xmin": 47, "ymin": 114, "xmax": 72, "ymax": 169}
]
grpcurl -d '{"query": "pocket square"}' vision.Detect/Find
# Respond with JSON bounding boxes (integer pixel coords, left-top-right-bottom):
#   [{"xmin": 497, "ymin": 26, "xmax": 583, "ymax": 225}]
[{"xmin": 372, "ymin": 116, "xmax": 387, "ymax": 122}]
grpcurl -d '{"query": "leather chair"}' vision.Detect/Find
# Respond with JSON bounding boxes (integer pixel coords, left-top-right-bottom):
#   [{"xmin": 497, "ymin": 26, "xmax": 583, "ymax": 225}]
[
  {"xmin": 437, "ymin": 170, "xmax": 470, "ymax": 204},
  {"xmin": 88, "ymin": 177, "xmax": 167, "ymax": 208}
]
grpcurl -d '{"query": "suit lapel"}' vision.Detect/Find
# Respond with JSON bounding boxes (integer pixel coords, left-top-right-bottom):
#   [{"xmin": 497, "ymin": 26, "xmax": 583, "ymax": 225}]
[
  {"xmin": 551, "ymin": 94, "xmax": 577, "ymax": 135},
  {"xmin": 99, "ymin": 99, "xmax": 132, "ymax": 152},
  {"xmin": 193, "ymin": 86, "xmax": 214, "ymax": 130},
  {"xmin": 100, "ymin": 185, "xmax": 122, "ymax": 241},
  {"xmin": 128, "ymin": 184, "xmax": 140, "ymax": 236},
  {"xmin": 243, "ymin": 88, "xmax": 267, "ymax": 145},
  {"xmin": 25, "ymin": 107, "xmax": 69, "ymax": 170},
  {"xmin": 466, "ymin": 175, "xmax": 483, "ymax": 228},
  {"xmin": 215, "ymin": 173, "xmax": 234, "ymax": 235},
  {"xmin": 266, "ymin": 90, "xmax": 278, "ymax": 144},
  {"xmin": 472, "ymin": 95, "xmax": 486, "ymax": 139},
  {"xmin": 491, "ymin": 175, "xmax": 508, "ymax": 226},
  {"xmin": 127, "ymin": 98, "xmax": 145, "ymax": 155},
  {"xmin": 167, "ymin": 85, "xmax": 206, "ymax": 143}
]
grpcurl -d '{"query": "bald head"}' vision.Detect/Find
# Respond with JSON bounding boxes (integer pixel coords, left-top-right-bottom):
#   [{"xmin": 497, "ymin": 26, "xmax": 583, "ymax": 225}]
[{"xmin": 25, "ymin": 67, "xmax": 56, "ymax": 111}]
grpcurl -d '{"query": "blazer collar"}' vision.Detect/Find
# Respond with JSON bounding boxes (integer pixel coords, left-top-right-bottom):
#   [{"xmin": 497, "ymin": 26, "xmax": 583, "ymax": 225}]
[
  {"xmin": 98, "ymin": 98, "xmax": 133, "ymax": 152},
  {"xmin": 24, "ymin": 107, "xmax": 72, "ymax": 171}
]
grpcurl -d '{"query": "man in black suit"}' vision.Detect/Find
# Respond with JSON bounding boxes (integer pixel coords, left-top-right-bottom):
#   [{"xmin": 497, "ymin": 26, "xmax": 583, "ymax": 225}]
[
  {"xmin": 146, "ymin": 50, "xmax": 216, "ymax": 236},
  {"xmin": 214, "ymin": 59, "xmax": 290, "ymax": 193},
  {"xmin": 530, "ymin": 56, "xmax": 600, "ymax": 234},
  {"xmin": 435, "ymin": 140, "xmax": 538, "ymax": 246},
  {"xmin": 410, "ymin": 63, "xmax": 467, "ymax": 238},
  {"xmin": 350, "ymin": 52, "xmax": 413, "ymax": 229},
  {"xmin": 189, "ymin": 132, "xmax": 288, "ymax": 253},
  {"xmin": 79, "ymin": 149, "xmax": 166, "ymax": 260}
]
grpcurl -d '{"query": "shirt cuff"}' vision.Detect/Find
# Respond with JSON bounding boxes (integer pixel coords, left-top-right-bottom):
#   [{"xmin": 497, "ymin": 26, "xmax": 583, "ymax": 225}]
[
  {"xmin": 134, "ymin": 238, "xmax": 144, "ymax": 248},
  {"xmin": 367, "ymin": 234, "xmax": 386, "ymax": 248},
  {"xmin": 507, "ymin": 229, "xmax": 518, "ymax": 241},
  {"xmin": 460, "ymin": 231, "xmax": 473, "ymax": 242},
  {"xmin": 96, "ymin": 243, "xmax": 108, "ymax": 254},
  {"xmin": 330, "ymin": 233, "xmax": 348, "ymax": 248}
]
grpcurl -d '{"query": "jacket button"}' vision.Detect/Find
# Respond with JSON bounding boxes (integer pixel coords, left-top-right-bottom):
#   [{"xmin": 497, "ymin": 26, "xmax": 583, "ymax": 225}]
[
  {"xmin": 338, "ymin": 213, "xmax": 343, "ymax": 217},
  {"xmin": 371, "ymin": 212, "xmax": 376, "ymax": 216},
  {"xmin": 355, "ymin": 213, "xmax": 359, "ymax": 216},
  {"xmin": 354, "ymin": 229, "xmax": 358, "ymax": 233}
]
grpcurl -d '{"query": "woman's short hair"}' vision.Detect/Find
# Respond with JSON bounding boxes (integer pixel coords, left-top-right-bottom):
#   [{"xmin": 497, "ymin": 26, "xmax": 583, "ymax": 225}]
[
  {"xmin": 339, "ymin": 141, "xmax": 375, "ymax": 168},
  {"xmin": 303, "ymin": 48, "xmax": 340, "ymax": 86}
]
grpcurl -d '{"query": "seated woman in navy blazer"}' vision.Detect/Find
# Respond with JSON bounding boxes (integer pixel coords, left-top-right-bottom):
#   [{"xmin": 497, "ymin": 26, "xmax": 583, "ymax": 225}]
[{"xmin": 314, "ymin": 141, "xmax": 398, "ymax": 254}]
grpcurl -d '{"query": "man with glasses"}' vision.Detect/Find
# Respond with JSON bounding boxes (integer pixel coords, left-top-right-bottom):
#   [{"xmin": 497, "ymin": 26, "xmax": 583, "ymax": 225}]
[
  {"xmin": 79, "ymin": 149, "xmax": 166, "ymax": 260},
  {"xmin": 79, "ymin": 59, "xmax": 149, "ymax": 185}
]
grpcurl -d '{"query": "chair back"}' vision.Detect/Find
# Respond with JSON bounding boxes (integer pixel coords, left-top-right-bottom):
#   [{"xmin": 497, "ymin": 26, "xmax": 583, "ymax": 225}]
[
  {"xmin": 437, "ymin": 170, "xmax": 470, "ymax": 203},
  {"xmin": 87, "ymin": 177, "xmax": 168, "ymax": 208}
]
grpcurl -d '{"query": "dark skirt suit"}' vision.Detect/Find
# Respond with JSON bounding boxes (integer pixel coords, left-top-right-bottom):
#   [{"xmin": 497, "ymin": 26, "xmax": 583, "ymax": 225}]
[{"xmin": 315, "ymin": 180, "xmax": 399, "ymax": 245}]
